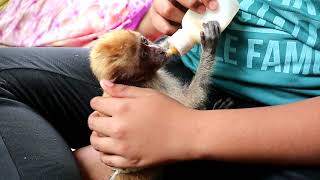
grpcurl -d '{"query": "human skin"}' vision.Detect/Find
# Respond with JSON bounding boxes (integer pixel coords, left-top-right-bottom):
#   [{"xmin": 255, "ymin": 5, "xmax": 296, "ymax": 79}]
[
  {"xmin": 89, "ymin": 81, "xmax": 320, "ymax": 169},
  {"xmin": 137, "ymin": 0, "xmax": 218, "ymax": 40}
]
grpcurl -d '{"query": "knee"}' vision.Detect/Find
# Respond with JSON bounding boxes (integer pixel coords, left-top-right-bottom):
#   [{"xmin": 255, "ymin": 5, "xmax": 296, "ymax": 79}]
[{"xmin": 0, "ymin": 77, "xmax": 16, "ymax": 100}]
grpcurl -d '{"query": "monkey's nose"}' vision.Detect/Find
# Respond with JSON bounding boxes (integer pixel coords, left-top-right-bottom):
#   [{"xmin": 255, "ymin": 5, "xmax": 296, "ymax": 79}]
[{"xmin": 160, "ymin": 51, "xmax": 166, "ymax": 55}]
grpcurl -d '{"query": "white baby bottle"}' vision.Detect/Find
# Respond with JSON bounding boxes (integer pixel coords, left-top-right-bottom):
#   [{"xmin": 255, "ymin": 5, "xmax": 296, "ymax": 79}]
[{"xmin": 166, "ymin": 0, "xmax": 240, "ymax": 56}]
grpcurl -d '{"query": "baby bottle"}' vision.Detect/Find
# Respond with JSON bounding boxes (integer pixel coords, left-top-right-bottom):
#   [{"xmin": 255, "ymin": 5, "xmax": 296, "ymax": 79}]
[{"xmin": 166, "ymin": 0, "xmax": 240, "ymax": 56}]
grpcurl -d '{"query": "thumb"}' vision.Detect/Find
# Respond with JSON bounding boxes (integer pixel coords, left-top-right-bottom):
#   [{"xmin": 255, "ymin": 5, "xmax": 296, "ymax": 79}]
[{"xmin": 100, "ymin": 80, "xmax": 149, "ymax": 98}]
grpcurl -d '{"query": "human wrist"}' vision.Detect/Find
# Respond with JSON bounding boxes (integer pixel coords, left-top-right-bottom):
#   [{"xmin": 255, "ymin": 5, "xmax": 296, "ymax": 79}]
[
  {"xmin": 184, "ymin": 110, "xmax": 223, "ymax": 161},
  {"xmin": 170, "ymin": 108, "xmax": 208, "ymax": 162}
]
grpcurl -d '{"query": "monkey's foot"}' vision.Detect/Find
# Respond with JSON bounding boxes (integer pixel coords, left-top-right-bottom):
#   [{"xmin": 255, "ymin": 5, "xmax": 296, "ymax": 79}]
[{"xmin": 212, "ymin": 97, "xmax": 234, "ymax": 109}]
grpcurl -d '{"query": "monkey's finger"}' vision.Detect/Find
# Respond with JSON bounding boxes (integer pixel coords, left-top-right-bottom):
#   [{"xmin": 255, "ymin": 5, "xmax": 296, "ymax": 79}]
[
  {"xmin": 154, "ymin": 0, "xmax": 185, "ymax": 23},
  {"xmin": 150, "ymin": 5, "xmax": 179, "ymax": 35},
  {"xmin": 200, "ymin": 31, "xmax": 206, "ymax": 46}
]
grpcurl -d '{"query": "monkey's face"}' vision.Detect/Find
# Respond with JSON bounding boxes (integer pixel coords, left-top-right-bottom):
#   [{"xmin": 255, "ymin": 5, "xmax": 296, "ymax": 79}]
[
  {"xmin": 90, "ymin": 30, "xmax": 169, "ymax": 83},
  {"xmin": 137, "ymin": 36, "xmax": 168, "ymax": 80}
]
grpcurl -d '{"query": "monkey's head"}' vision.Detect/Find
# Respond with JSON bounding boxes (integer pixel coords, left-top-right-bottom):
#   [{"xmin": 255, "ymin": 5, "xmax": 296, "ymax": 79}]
[{"xmin": 90, "ymin": 30, "xmax": 169, "ymax": 84}]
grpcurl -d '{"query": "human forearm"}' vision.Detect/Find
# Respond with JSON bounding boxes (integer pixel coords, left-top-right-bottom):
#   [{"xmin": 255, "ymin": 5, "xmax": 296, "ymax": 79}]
[
  {"xmin": 136, "ymin": 0, "xmax": 219, "ymax": 41},
  {"xmin": 89, "ymin": 81, "xmax": 320, "ymax": 169},
  {"xmin": 191, "ymin": 97, "xmax": 320, "ymax": 165}
]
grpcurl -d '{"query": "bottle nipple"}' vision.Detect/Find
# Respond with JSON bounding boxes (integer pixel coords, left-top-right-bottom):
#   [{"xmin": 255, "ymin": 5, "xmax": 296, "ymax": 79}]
[{"xmin": 166, "ymin": 46, "xmax": 180, "ymax": 57}]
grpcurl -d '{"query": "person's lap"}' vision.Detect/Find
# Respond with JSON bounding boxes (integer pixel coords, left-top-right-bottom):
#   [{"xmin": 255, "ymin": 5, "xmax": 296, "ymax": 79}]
[
  {"xmin": 0, "ymin": 47, "xmax": 99, "ymax": 179},
  {"xmin": 0, "ymin": 48, "xmax": 319, "ymax": 180}
]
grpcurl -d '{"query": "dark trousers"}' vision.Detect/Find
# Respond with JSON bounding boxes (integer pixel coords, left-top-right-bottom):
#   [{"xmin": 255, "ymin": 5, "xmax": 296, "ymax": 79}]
[{"xmin": 0, "ymin": 48, "xmax": 319, "ymax": 180}]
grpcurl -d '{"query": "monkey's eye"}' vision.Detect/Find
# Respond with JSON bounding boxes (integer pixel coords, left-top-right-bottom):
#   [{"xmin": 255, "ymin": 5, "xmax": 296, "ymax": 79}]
[
  {"xmin": 141, "ymin": 37, "xmax": 149, "ymax": 45},
  {"xmin": 141, "ymin": 51, "xmax": 148, "ymax": 58}
]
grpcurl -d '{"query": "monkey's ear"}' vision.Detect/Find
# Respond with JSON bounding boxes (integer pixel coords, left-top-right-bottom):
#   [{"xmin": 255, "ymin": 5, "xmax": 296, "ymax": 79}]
[{"xmin": 96, "ymin": 43, "xmax": 115, "ymax": 54}]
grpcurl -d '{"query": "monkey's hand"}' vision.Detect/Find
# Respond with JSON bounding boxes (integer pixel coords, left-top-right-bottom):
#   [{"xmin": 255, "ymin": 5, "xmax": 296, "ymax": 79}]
[{"xmin": 200, "ymin": 21, "xmax": 221, "ymax": 57}]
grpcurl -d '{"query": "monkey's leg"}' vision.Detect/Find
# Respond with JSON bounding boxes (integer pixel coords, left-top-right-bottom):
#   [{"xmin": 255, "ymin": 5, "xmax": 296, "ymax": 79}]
[{"xmin": 181, "ymin": 21, "xmax": 221, "ymax": 109}]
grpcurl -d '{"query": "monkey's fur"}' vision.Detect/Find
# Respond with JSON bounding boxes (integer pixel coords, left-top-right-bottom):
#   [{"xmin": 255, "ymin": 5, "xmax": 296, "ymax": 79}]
[{"xmin": 90, "ymin": 21, "xmax": 228, "ymax": 180}]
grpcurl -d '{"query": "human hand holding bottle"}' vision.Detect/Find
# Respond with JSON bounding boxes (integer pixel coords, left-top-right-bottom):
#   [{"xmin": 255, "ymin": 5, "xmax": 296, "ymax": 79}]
[
  {"xmin": 137, "ymin": 0, "xmax": 218, "ymax": 39},
  {"xmin": 167, "ymin": 0, "xmax": 240, "ymax": 55}
]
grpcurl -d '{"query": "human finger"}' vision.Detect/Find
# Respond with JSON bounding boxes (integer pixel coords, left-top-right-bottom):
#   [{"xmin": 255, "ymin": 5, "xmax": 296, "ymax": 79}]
[
  {"xmin": 176, "ymin": 0, "xmax": 206, "ymax": 14},
  {"xmin": 201, "ymin": 0, "xmax": 218, "ymax": 10},
  {"xmin": 90, "ymin": 131, "xmax": 120, "ymax": 155},
  {"xmin": 100, "ymin": 153, "xmax": 141, "ymax": 169},
  {"xmin": 154, "ymin": 0, "xmax": 185, "ymax": 23},
  {"xmin": 150, "ymin": 5, "xmax": 180, "ymax": 35}
]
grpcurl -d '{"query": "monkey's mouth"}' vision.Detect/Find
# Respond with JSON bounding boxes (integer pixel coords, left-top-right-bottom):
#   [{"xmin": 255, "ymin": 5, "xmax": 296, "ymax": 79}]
[
  {"xmin": 138, "ymin": 46, "xmax": 169, "ymax": 77},
  {"xmin": 147, "ymin": 44, "xmax": 169, "ymax": 62},
  {"xmin": 154, "ymin": 48, "xmax": 170, "ymax": 64}
]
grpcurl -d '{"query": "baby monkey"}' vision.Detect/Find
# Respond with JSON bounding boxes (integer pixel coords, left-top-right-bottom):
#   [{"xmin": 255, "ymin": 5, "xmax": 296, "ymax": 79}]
[{"xmin": 90, "ymin": 21, "xmax": 232, "ymax": 180}]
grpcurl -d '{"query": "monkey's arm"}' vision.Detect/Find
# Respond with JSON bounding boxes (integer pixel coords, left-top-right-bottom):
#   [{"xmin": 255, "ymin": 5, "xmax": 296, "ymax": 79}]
[{"xmin": 180, "ymin": 21, "xmax": 222, "ymax": 109}]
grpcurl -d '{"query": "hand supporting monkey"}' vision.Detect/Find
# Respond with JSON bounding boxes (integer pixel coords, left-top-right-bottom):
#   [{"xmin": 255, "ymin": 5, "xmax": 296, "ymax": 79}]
[
  {"xmin": 88, "ymin": 80, "xmax": 201, "ymax": 169},
  {"xmin": 138, "ymin": 0, "xmax": 218, "ymax": 38}
]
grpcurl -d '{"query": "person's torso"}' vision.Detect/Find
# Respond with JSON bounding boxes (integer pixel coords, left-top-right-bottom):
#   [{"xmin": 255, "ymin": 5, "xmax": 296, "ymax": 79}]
[{"xmin": 181, "ymin": 0, "xmax": 320, "ymax": 105}]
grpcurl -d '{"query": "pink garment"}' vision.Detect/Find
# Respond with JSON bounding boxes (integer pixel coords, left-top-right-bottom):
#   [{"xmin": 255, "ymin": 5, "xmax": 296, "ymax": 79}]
[{"xmin": 0, "ymin": 0, "xmax": 152, "ymax": 47}]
